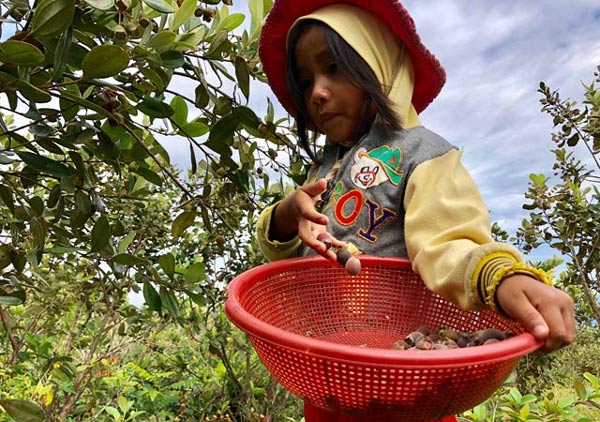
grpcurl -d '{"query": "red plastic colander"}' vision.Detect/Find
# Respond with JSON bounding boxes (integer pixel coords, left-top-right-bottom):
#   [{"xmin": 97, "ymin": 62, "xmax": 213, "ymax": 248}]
[{"xmin": 224, "ymin": 256, "xmax": 541, "ymax": 421}]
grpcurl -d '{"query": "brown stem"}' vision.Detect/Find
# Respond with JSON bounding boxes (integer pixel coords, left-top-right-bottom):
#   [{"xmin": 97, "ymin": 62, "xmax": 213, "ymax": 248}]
[
  {"xmin": 63, "ymin": 306, "xmax": 83, "ymax": 354},
  {"xmin": 0, "ymin": 306, "xmax": 20, "ymax": 364},
  {"xmin": 562, "ymin": 233, "xmax": 600, "ymax": 326},
  {"xmin": 122, "ymin": 121, "xmax": 192, "ymax": 197},
  {"xmin": 57, "ymin": 298, "xmax": 116, "ymax": 421},
  {"xmin": 217, "ymin": 342, "xmax": 242, "ymax": 393}
]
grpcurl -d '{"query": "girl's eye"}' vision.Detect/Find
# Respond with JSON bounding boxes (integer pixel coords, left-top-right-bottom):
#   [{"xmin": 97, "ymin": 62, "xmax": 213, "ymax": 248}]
[
  {"xmin": 299, "ymin": 79, "xmax": 312, "ymax": 91},
  {"xmin": 326, "ymin": 63, "xmax": 338, "ymax": 74}
]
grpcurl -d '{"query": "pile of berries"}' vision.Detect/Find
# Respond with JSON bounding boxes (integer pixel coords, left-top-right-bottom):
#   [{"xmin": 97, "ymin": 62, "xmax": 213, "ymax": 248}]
[{"xmin": 391, "ymin": 326, "xmax": 513, "ymax": 350}]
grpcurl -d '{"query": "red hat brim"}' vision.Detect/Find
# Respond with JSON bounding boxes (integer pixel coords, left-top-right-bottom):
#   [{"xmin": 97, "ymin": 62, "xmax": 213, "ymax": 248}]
[{"xmin": 259, "ymin": 0, "xmax": 446, "ymax": 118}]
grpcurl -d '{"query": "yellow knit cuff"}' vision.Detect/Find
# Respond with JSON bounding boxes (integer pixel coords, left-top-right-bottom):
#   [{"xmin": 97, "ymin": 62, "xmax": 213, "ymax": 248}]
[
  {"xmin": 256, "ymin": 203, "xmax": 302, "ymax": 262},
  {"xmin": 471, "ymin": 252, "xmax": 517, "ymax": 305},
  {"xmin": 485, "ymin": 264, "xmax": 554, "ymax": 312}
]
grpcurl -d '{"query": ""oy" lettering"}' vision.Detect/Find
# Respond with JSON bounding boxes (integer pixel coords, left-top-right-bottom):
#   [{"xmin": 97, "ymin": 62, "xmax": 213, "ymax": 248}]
[{"xmin": 334, "ymin": 190, "xmax": 396, "ymax": 242}]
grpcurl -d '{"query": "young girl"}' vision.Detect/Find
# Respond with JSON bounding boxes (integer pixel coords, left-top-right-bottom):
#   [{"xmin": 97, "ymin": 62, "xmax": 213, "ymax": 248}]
[{"xmin": 255, "ymin": 0, "xmax": 575, "ymax": 420}]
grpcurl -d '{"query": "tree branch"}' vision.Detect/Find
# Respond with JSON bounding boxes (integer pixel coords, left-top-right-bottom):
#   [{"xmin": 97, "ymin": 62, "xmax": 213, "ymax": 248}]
[{"xmin": 0, "ymin": 306, "xmax": 20, "ymax": 364}]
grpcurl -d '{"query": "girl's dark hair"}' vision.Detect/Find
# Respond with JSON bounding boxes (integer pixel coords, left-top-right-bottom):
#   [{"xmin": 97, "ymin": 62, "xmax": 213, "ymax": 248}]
[{"xmin": 286, "ymin": 20, "xmax": 403, "ymax": 162}]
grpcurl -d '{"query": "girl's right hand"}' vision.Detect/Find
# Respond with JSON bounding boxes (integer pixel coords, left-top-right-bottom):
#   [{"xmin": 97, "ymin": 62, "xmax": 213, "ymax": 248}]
[{"xmin": 270, "ymin": 178, "xmax": 345, "ymax": 261}]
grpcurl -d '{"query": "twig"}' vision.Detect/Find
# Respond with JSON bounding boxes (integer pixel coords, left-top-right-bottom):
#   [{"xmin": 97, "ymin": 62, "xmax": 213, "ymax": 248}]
[{"xmin": 0, "ymin": 306, "xmax": 20, "ymax": 364}]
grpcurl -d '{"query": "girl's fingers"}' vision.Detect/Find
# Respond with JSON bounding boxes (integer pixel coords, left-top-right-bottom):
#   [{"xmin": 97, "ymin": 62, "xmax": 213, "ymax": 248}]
[
  {"xmin": 497, "ymin": 277, "xmax": 576, "ymax": 352},
  {"xmin": 298, "ymin": 222, "xmax": 328, "ymax": 255},
  {"xmin": 533, "ymin": 289, "xmax": 575, "ymax": 352},
  {"xmin": 300, "ymin": 178, "xmax": 328, "ymax": 197},
  {"xmin": 329, "ymin": 235, "xmax": 346, "ymax": 250}
]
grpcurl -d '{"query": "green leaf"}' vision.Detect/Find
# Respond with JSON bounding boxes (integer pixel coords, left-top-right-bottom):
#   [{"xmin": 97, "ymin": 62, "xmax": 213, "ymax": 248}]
[
  {"xmin": 0, "ymin": 40, "xmax": 45, "ymax": 66},
  {"xmin": 0, "ymin": 185, "xmax": 15, "ymax": 213},
  {"xmin": 142, "ymin": 0, "xmax": 175, "ymax": 13},
  {"xmin": 112, "ymin": 253, "xmax": 148, "ymax": 266},
  {"xmin": 529, "ymin": 173, "xmax": 547, "ymax": 188},
  {"xmin": 184, "ymin": 262, "xmax": 205, "ymax": 283},
  {"xmin": 567, "ymin": 133, "xmax": 579, "ymax": 147},
  {"xmin": 189, "ymin": 143, "xmax": 197, "ymax": 174},
  {"xmin": 103, "ymin": 406, "xmax": 121, "ymax": 420},
  {"xmin": 583, "ymin": 372, "xmax": 599, "ymax": 391},
  {"xmin": 171, "ymin": 0, "xmax": 195, "ymax": 29},
  {"xmin": 133, "ymin": 166, "xmax": 162, "ymax": 186},
  {"xmin": 557, "ymin": 396, "xmax": 575, "ymax": 408},
  {"xmin": 179, "ymin": 121, "xmax": 209, "ymax": 137},
  {"xmin": 194, "ymin": 83, "xmax": 209, "ymax": 108},
  {"xmin": 0, "ymin": 244, "xmax": 13, "ymax": 270},
  {"xmin": 170, "ymin": 95, "xmax": 188, "ymax": 126},
  {"xmin": 249, "ymin": 0, "xmax": 264, "ymax": 37},
  {"xmin": 159, "ymin": 287, "xmax": 179, "ymax": 318},
  {"xmin": 60, "ymin": 91, "xmax": 113, "ymax": 119},
  {"xmin": 0, "ymin": 399, "xmax": 45, "ymax": 422},
  {"xmin": 137, "ymin": 96, "xmax": 174, "ymax": 119},
  {"xmin": 171, "ymin": 209, "xmax": 196, "ymax": 238},
  {"xmin": 199, "ymin": 204, "xmax": 211, "ymax": 231},
  {"xmin": 143, "ymin": 281, "xmax": 162, "ymax": 312},
  {"xmin": 148, "ymin": 31, "xmax": 177, "ymax": 51},
  {"xmin": 185, "ymin": 289, "xmax": 205, "ymax": 306},
  {"xmin": 15, "ymin": 151, "xmax": 71, "ymax": 176},
  {"xmin": 217, "ymin": 13, "xmax": 245, "ymax": 32},
  {"xmin": 234, "ymin": 56, "xmax": 250, "ymax": 99},
  {"xmin": 31, "ymin": 0, "xmax": 76, "ymax": 38},
  {"xmin": 0, "ymin": 71, "xmax": 17, "ymax": 86},
  {"xmin": 53, "ymin": 27, "xmax": 72, "ymax": 82},
  {"xmin": 160, "ymin": 50, "xmax": 184, "ymax": 68},
  {"xmin": 208, "ymin": 113, "xmax": 238, "ymax": 144},
  {"xmin": 84, "ymin": 0, "xmax": 114, "ymax": 10},
  {"xmin": 91, "ymin": 215, "xmax": 110, "ymax": 252},
  {"xmin": 574, "ymin": 379, "xmax": 588, "ymax": 400},
  {"xmin": 207, "ymin": 31, "xmax": 229, "ymax": 56},
  {"xmin": 139, "ymin": 66, "xmax": 165, "ymax": 92},
  {"xmin": 75, "ymin": 190, "xmax": 92, "ymax": 214},
  {"xmin": 0, "ymin": 294, "xmax": 23, "ymax": 306},
  {"xmin": 518, "ymin": 403, "xmax": 529, "ymax": 420},
  {"xmin": 158, "ymin": 252, "xmax": 175, "ymax": 276},
  {"xmin": 30, "ymin": 218, "xmax": 47, "ymax": 249},
  {"xmin": 117, "ymin": 231, "xmax": 136, "ymax": 254},
  {"xmin": 176, "ymin": 27, "xmax": 206, "ymax": 49},
  {"xmin": 82, "ymin": 45, "xmax": 129, "ymax": 80},
  {"xmin": 233, "ymin": 106, "xmax": 259, "ymax": 128},
  {"xmin": 16, "ymin": 80, "xmax": 51, "ymax": 103},
  {"xmin": 117, "ymin": 396, "xmax": 131, "ymax": 415},
  {"xmin": 204, "ymin": 138, "xmax": 232, "ymax": 157}
]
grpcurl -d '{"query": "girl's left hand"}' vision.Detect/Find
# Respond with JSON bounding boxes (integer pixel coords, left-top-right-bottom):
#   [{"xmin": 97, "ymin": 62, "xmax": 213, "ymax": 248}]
[{"xmin": 495, "ymin": 275, "xmax": 576, "ymax": 353}]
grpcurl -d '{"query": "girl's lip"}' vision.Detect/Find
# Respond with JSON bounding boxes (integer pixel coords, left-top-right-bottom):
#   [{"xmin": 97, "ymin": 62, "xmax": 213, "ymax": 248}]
[{"xmin": 319, "ymin": 112, "xmax": 337, "ymax": 124}]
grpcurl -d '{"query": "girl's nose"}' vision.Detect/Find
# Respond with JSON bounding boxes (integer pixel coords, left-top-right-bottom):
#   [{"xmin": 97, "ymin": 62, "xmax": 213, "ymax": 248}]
[{"xmin": 310, "ymin": 77, "xmax": 330, "ymax": 104}]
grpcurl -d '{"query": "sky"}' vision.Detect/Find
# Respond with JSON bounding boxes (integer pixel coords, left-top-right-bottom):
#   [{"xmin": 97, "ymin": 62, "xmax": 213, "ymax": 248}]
[{"xmin": 213, "ymin": 0, "xmax": 600, "ymax": 263}]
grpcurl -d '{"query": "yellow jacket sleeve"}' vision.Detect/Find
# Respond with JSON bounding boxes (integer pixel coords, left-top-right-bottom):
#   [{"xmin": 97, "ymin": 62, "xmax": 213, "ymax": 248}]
[
  {"xmin": 255, "ymin": 202, "xmax": 302, "ymax": 262},
  {"xmin": 404, "ymin": 148, "xmax": 550, "ymax": 310}
]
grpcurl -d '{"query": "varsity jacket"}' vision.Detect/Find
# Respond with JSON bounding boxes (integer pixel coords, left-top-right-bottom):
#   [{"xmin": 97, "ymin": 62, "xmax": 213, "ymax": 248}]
[{"xmin": 255, "ymin": 124, "xmax": 550, "ymax": 311}]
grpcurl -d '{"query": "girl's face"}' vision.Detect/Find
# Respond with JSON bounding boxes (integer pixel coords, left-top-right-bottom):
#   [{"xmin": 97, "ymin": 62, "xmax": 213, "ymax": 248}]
[{"xmin": 294, "ymin": 26, "xmax": 372, "ymax": 144}]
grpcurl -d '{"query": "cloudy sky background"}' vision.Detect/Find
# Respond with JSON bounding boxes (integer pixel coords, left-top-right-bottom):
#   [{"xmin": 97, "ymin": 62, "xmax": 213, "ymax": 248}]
[{"xmin": 212, "ymin": 0, "xmax": 599, "ymax": 262}]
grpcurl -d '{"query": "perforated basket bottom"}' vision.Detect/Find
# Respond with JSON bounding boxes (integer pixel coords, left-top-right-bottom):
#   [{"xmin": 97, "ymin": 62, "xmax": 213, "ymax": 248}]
[
  {"xmin": 227, "ymin": 258, "xmax": 534, "ymax": 420},
  {"xmin": 252, "ymin": 335, "xmax": 518, "ymax": 420}
]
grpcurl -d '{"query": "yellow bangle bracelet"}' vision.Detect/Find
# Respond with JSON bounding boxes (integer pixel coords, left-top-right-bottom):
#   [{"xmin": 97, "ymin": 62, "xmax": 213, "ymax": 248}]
[{"xmin": 471, "ymin": 252, "xmax": 517, "ymax": 304}]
